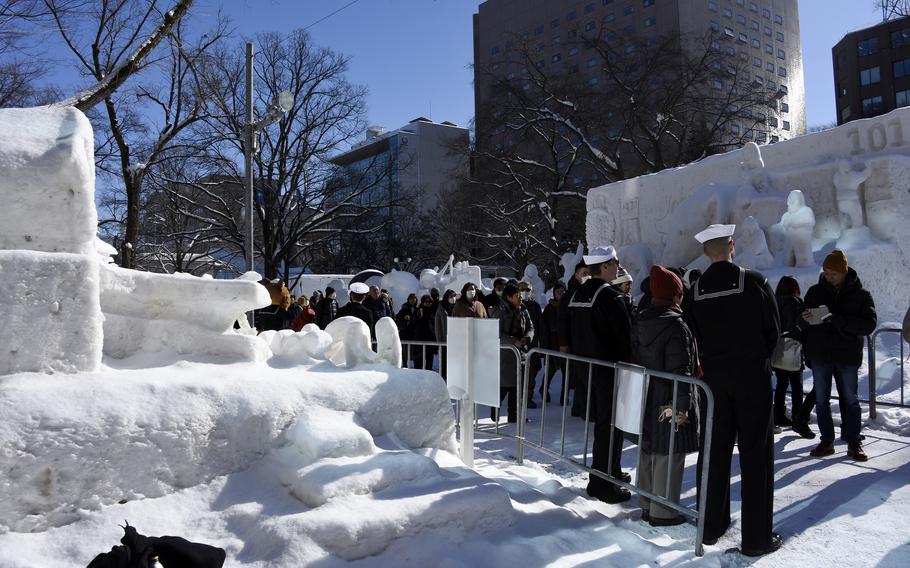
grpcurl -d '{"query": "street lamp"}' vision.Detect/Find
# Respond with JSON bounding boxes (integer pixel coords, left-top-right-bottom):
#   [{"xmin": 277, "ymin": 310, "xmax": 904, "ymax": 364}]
[{"xmin": 244, "ymin": 41, "xmax": 294, "ymax": 274}]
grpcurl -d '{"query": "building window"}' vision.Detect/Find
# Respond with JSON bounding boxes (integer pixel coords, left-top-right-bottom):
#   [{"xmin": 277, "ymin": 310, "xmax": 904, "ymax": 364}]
[
  {"xmin": 756, "ymin": 111, "xmax": 766, "ymax": 122},
  {"xmin": 568, "ymin": 10, "xmax": 577, "ymax": 20},
  {"xmin": 739, "ymin": 50, "xmax": 749, "ymax": 61},
  {"xmin": 897, "ymin": 88, "xmax": 910, "ymax": 107},
  {"xmin": 725, "ymin": 46, "xmax": 735, "ymax": 55},
  {"xmin": 587, "ymin": 57, "xmax": 598, "ymax": 67},
  {"xmin": 860, "ymin": 66, "xmax": 881, "ymax": 86},
  {"xmin": 551, "ymin": 18, "xmax": 560, "ymax": 28},
  {"xmin": 764, "ymin": 25, "xmax": 772, "ymax": 37},
  {"xmin": 708, "ymin": 1, "xmax": 718, "ymax": 12},
  {"xmin": 769, "ymin": 116, "xmax": 778, "ymax": 127},
  {"xmin": 585, "ymin": 20, "xmax": 596, "ymax": 31},
  {"xmin": 767, "ymin": 78, "xmax": 776, "ymax": 89},
  {"xmin": 535, "ymin": 26, "xmax": 544, "ymax": 35},
  {"xmin": 604, "ymin": 13, "xmax": 615, "ymax": 23},
  {"xmin": 604, "ymin": 0, "xmax": 614, "ymax": 3},
  {"xmin": 751, "ymin": 19, "xmax": 759, "ymax": 30},
  {"xmin": 771, "ymin": 135, "xmax": 780, "ymax": 143},
  {"xmin": 568, "ymin": 29, "xmax": 578, "ymax": 38},
  {"xmin": 765, "ymin": 43, "xmax": 773, "ymax": 54},
  {"xmin": 608, "ymin": 127, "xmax": 621, "ymax": 139},
  {"xmin": 585, "ymin": 3, "xmax": 595, "ymax": 13},
  {"xmin": 754, "ymin": 56, "xmax": 762, "ymax": 67},
  {"xmin": 749, "ymin": 2, "xmax": 758, "ymax": 12},
  {"xmin": 858, "ymin": 37, "xmax": 879, "ymax": 56},
  {"xmin": 568, "ymin": 46, "xmax": 580, "ymax": 56},
  {"xmin": 862, "ymin": 96, "xmax": 884, "ymax": 116},
  {"xmin": 713, "ymin": 78, "xmax": 724, "ymax": 90},
  {"xmin": 646, "ymin": 35, "xmax": 659, "ymax": 45},
  {"xmin": 892, "ymin": 28, "xmax": 910, "ymax": 48},
  {"xmin": 643, "ymin": 0, "xmax": 655, "ymax": 6},
  {"xmin": 624, "ymin": 4, "xmax": 635, "ymax": 15},
  {"xmin": 753, "ymin": 75, "xmax": 763, "ymax": 86},
  {"xmin": 731, "ymin": 123, "xmax": 741, "ymax": 134},
  {"xmin": 724, "ymin": 26, "xmax": 735, "ymax": 37},
  {"xmin": 775, "ymin": 13, "xmax": 783, "ymax": 25},
  {"xmin": 739, "ymin": 32, "xmax": 748, "ymax": 43},
  {"xmin": 778, "ymin": 48, "xmax": 785, "ymax": 59},
  {"xmin": 781, "ymin": 101, "xmax": 789, "ymax": 112},
  {"xmin": 552, "ymin": 53, "xmax": 562, "ymax": 62},
  {"xmin": 776, "ymin": 31, "xmax": 784, "ymax": 42},
  {"xmin": 762, "ymin": 8, "xmax": 770, "ymax": 18},
  {"xmin": 777, "ymin": 65, "xmax": 787, "ymax": 77},
  {"xmin": 710, "ymin": 19, "xmax": 720, "ymax": 30},
  {"xmin": 625, "ymin": 43, "xmax": 636, "ymax": 53},
  {"xmin": 840, "ymin": 106, "xmax": 851, "ymax": 122},
  {"xmin": 895, "ymin": 57, "xmax": 910, "ymax": 78},
  {"xmin": 752, "ymin": 38, "xmax": 760, "ymax": 49},
  {"xmin": 644, "ymin": 16, "xmax": 656, "ymax": 27},
  {"xmin": 723, "ymin": 7, "xmax": 732, "ymax": 18},
  {"xmin": 552, "ymin": 35, "xmax": 561, "ymax": 45},
  {"xmin": 624, "ymin": 23, "xmax": 636, "ymax": 33},
  {"xmin": 737, "ymin": 14, "xmax": 746, "ymax": 25},
  {"xmin": 767, "ymin": 61, "xmax": 775, "ymax": 71}
]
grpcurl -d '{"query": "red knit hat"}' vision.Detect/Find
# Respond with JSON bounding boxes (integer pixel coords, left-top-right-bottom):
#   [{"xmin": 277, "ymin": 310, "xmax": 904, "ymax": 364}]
[{"xmin": 650, "ymin": 265, "xmax": 683, "ymax": 303}]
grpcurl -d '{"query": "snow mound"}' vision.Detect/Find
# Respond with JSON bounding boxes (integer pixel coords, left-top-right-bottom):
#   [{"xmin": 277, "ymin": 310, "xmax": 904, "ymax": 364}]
[
  {"xmin": 325, "ymin": 316, "xmax": 378, "ymax": 367},
  {"xmin": 283, "ymin": 408, "xmax": 376, "ymax": 463}
]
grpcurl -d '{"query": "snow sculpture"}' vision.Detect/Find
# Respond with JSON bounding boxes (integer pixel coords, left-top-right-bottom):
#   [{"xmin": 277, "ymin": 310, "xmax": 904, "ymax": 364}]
[
  {"xmin": 833, "ymin": 159, "xmax": 871, "ymax": 231},
  {"xmin": 558, "ymin": 242, "xmax": 585, "ymax": 284},
  {"xmin": 733, "ymin": 142, "xmax": 787, "ymax": 229},
  {"xmin": 0, "ymin": 107, "xmax": 103, "ymax": 374},
  {"xmin": 266, "ymin": 325, "xmax": 335, "ymax": 365},
  {"xmin": 381, "ymin": 269, "xmax": 420, "ymax": 311},
  {"xmin": 617, "ymin": 243, "xmax": 654, "ymax": 290},
  {"xmin": 733, "ymin": 216, "xmax": 775, "ymax": 270},
  {"xmin": 325, "ymin": 317, "xmax": 377, "ymax": 368},
  {"xmin": 772, "ymin": 190, "xmax": 816, "ymax": 267},
  {"xmin": 375, "ymin": 317, "xmax": 402, "ymax": 367},
  {"xmin": 419, "ymin": 255, "xmax": 485, "ymax": 296},
  {"xmin": 521, "ymin": 264, "xmax": 547, "ymax": 305}
]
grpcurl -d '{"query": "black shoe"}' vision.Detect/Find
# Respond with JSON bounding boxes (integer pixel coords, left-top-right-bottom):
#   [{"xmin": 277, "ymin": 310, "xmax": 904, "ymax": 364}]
[
  {"xmin": 641, "ymin": 510, "xmax": 650, "ymax": 523},
  {"xmin": 543, "ymin": 392, "xmax": 552, "ymax": 403},
  {"xmin": 741, "ymin": 532, "xmax": 782, "ymax": 557},
  {"xmin": 614, "ymin": 471, "xmax": 632, "ymax": 484},
  {"xmin": 588, "ymin": 486, "xmax": 632, "ymax": 504},
  {"xmin": 490, "ymin": 408, "xmax": 499, "ymax": 422},
  {"xmin": 847, "ymin": 441, "xmax": 868, "ymax": 462},
  {"xmin": 650, "ymin": 515, "xmax": 687, "ymax": 527},
  {"xmin": 792, "ymin": 421, "xmax": 816, "ymax": 440},
  {"xmin": 810, "ymin": 441, "xmax": 834, "ymax": 457},
  {"xmin": 776, "ymin": 416, "xmax": 793, "ymax": 427},
  {"xmin": 527, "ymin": 400, "xmax": 538, "ymax": 409},
  {"xmin": 702, "ymin": 536, "xmax": 719, "ymax": 546}
]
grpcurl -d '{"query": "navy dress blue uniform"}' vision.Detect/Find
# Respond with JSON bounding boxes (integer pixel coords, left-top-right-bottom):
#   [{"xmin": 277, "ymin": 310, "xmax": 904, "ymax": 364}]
[
  {"xmin": 567, "ymin": 277, "xmax": 632, "ymax": 499},
  {"xmin": 690, "ymin": 260, "xmax": 780, "ymax": 551}
]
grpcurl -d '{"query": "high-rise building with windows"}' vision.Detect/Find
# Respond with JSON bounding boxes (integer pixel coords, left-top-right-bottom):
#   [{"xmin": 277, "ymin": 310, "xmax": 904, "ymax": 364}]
[
  {"xmin": 473, "ymin": 0, "xmax": 806, "ymax": 153},
  {"xmin": 833, "ymin": 16, "xmax": 910, "ymax": 125}
]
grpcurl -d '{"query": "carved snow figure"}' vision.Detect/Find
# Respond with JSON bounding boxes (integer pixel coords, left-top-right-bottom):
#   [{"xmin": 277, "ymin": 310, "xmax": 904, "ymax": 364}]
[
  {"xmin": 323, "ymin": 316, "xmax": 402, "ymax": 368},
  {"xmin": 521, "ymin": 264, "xmax": 547, "ymax": 306},
  {"xmin": 374, "ymin": 317, "xmax": 402, "ymax": 368},
  {"xmin": 558, "ymin": 242, "xmax": 585, "ymax": 284},
  {"xmin": 733, "ymin": 216, "xmax": 775, "ymax": 270},
  {"xmin": 733, "ymin": 142, "xmax": 786, "ymax": 228},
  {"xmin": 833, "ymin": 159, "xmax": 870, "ymax": 231},
  {"xmin": 772, "ymin": 190, "xmax": 816, "ymax": 267},
  {"xmin": 659, "ymin": 183, "xmax": 737, "ymax": 267},
  {"xmin": 617, "ymin": 243, "xmax": 654, "ymax": 291}
]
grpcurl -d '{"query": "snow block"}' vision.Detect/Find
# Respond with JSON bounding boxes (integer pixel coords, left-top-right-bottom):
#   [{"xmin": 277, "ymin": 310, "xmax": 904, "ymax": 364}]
[
  {"xmin": 0, "ymin": 106, "xmax": 97, "ymax": 255},
  {"xmin": 0, "ymin": 250, "xmax": 102, "ymax": 374}
]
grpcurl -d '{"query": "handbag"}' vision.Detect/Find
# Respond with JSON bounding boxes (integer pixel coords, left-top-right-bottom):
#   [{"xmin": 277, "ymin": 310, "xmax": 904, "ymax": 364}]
[{"xmin": 771, "ymin": 335, "xmax": 802, "ymax": 371}]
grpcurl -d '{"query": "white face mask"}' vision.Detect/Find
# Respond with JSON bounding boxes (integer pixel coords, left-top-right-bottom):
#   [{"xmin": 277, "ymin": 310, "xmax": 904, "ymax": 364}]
[
  {"xmin": 521, "ymin": 291, "xmax": 531, "ymax": 300},
  {"xmin": 580, "ymin": 276, "xmax": 592, "ymax": 284},
  {"xmin": 448, "ymin": 296, "xmax": 456, "ymax": 305},
  {"xmin": 495, "ymin": 289, "xmax": 503, "ymax": 297},
  {"xmin": 465, "ymin": 289, "xmax": 476, "ymax": 300}
]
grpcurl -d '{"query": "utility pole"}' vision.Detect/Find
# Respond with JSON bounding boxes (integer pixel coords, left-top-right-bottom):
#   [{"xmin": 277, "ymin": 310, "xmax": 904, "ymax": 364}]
[{"xmin": 245, "ymin": 42, "xmax": 255, "ymax": 274}]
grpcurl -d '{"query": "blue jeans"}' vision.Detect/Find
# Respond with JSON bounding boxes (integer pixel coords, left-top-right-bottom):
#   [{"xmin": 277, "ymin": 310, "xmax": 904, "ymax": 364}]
[{"xmin": 810, "ymin": 361, "xmax": 861, "ymax": 443}]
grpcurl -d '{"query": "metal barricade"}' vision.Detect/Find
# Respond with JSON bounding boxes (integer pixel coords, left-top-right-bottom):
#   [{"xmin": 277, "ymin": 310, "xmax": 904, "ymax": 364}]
[
  {"xmin": 866, "ymin": 327, "xmax": 907, "ymax": 419},
  {"xmin": 518, "ymin": 347, "xmax": 715, "ymax": 557}
]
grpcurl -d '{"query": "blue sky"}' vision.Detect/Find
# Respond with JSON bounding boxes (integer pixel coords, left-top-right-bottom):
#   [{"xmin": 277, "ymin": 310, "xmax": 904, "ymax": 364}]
[{"xmin": 203, "ymin": 0, "xmax": 885, "ymax": 133}]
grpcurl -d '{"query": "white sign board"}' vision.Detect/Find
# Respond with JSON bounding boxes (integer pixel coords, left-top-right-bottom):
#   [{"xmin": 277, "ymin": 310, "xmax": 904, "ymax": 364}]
[
  {"xmin": 614, "ymin": 364, "xmax": 647, "ymax": 435},
  {"xmin": 446, "ymin": 317, "xmax": 500, "ymax": 407}
]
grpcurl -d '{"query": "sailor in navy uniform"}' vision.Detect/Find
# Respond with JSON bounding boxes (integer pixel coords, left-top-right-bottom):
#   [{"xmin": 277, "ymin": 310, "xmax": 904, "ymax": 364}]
[
  {"xmin": 567, "ymin": 246, "xmax": 632, "ymax": 504},
  {"xmin": 688, "ymin": 224, "xmax": 782, "ymax": 557}
]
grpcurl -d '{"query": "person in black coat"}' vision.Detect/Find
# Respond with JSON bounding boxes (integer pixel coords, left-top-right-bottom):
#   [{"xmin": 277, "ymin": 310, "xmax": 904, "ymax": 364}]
[
  {"xmin": 336, "ymin": 283, "xmax": 376, "ymax": 339},
  {"xmin": 539, "ymin": 282, "xmax": 566, "ymax": 403},
  {"xmin": 559, "ymin": 261, "xmax": 592, "ymax": 417},
  {"xmin": 800, "ymin": 249, "xmax": 877, "ymax": 461},
  {"xmin": 411, "ymin": 294, "xmax": 438, "ymax": 369},
  {"xmin": 483, "ymin": 277, "xmax": 508, "ymax": 311},
  {"xmin": 489, "ymin": 283, "xmax": 534, "ymax": 423},
  {"xmin": 772, "ymin": 276, "xmax": 805, "ymax": 428},
  {"xmin": 632, "ymin": 265, "xmax": 699, "ymax": 527},
  {"xmin": 316, "ymin": 286, "xmax": 339, "ymax": 329},
  {"xmin": 688, "ymin": 224, "xmax": 781, "ymax": 556},
  {"xmin": 396, "ymin": 293, "xmax": 419, "ymax": 341},
  {"xmin": 519, "ymin": 281, "xmax": 544, "ymax": 408},
  {"xmin": 567, "ymin": 247, "xmax": 632, "ymax": 504}
]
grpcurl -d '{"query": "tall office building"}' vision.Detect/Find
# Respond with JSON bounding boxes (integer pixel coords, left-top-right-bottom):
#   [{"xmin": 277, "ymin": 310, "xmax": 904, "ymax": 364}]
[
  {"xmin": 473, "ymin": 0, "xmax": 806, "ymax": 155},
  {"xmin": 832, "ymin": 16, "xmax": 910, "ymax": 125}
]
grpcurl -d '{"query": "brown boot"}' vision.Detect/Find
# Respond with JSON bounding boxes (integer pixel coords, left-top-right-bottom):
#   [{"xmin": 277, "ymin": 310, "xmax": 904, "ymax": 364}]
[
  {"xmin": 809, "ymin": 441, "xmax": 834, "ymax": 457},
  {"xmin": 847, "ymin": 441, "xmax": 868, "ymax": 462}
]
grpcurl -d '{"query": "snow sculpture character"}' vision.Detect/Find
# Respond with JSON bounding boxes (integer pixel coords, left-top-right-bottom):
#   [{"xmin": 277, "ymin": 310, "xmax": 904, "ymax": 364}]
[
  {"xmin": 617, "ymin": 243, "xmax": 653, "ymax": 292},
  {"xmin": 659, "ymin": 183, "xmax": 737, "ymax": 267},
  {"xmin": 381, "ymin": 269, "xmax": 420, "ymax": 312},
  {"xmin": 733, "ymin": 216, "xmax": 775, "ymax": 270},
  {"xmin": 833, "ymin": 159, "xmax": 870, "ymax": 231},
  {"xmin": 324, "ymin": 316, "xmax": 378, "ymax": 368},
  {"xmin": 733, "ymin": 142, "xmax": 786, "ymax": 228},
  {"xmin": 521, "ymin": 264, "xmax": 547, "ymax": 306},
  {"xmin": 558, "ymin": 242, "xmax": 585, "ymax": 285},
  {"xmin": 772, "ymin": 190, "xmax": 816, "ymax": 267},
  {"xmin": 374, "ymin": 317, "xmax": 402, "ymax": 368}
]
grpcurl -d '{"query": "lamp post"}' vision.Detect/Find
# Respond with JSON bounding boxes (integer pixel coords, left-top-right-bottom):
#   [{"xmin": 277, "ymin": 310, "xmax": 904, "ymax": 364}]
[{"xmin": 244, "ymin": 41, "xmax": 294, "ymax": 274}]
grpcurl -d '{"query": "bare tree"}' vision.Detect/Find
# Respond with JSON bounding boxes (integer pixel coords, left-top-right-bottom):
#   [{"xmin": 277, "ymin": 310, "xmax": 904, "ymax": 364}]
[
  {"xmin": 876, "ymin": 0, "xmax": 910, "ymax": 19},
  {"xmin": 471, "ymin": 26, "xmax": 780, "ymax": 273},
  {"xmin": 163, "ymin": 30, "xmax": 399, "ymax": 283},
  {"xmin": 44, "ymin": 0, "xmax": 226, "ymax": 268}
]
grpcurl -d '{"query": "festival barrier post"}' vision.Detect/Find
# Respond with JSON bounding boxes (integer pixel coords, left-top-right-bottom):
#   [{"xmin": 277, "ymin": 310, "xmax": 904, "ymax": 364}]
[{"xmin": 866, "ymin": 327, "xmax": 908, "ymax": 419}]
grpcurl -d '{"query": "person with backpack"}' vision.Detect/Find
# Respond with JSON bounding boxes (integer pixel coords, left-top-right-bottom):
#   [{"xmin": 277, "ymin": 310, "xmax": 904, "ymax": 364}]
[{"xmin": 772, "ymin": 276, "xmax": 805, "ymax": 430}]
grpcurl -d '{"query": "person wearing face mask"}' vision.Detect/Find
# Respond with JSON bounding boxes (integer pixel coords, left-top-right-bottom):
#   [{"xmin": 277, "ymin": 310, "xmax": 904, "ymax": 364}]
[
  {"xmin": 396, "ymin": 293, "xmax": 419, "ymax": 341},
  {"xmin": 483, "ymin": 277, "xmax": 509, "ymax": 311},
  {"xmin": 434, "ymin": 289, "xmax": 458, "ymax": 380},
  {"xmin": 519, "ymin": 281, "xmax": 544, "ymax": 408},
  {"xmin": 452, "ymin": 282, "xmax": 488, "ymax": 319},
  {"xmin": 489, "ymin": 283, "xmax": 534, "ymax": 423},
  {"xmin": 410, "ymin": 294, "xmax": 438, "ymax": 370},
  {"xmin": 316, "ymin": 286, "xmax": 339, "ymax": 329}
]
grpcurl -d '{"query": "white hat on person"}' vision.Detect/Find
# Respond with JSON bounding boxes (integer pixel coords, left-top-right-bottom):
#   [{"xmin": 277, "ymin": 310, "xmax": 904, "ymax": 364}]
[
  {"xmin": 694, "ymin": 224, "xmax": 736, "ymax": 244},
  {"xmin": 583, "ymin": 246, "xmax": 618, "ymax": 266},
  {"xmin": 349, "ymin": 282, "xmax": 370, "ymax": 294}
]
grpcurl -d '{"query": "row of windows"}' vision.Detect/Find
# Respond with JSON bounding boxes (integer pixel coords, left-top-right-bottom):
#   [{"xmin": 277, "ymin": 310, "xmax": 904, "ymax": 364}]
[
  {"xmin": 857, "ymin": 28, "xmax": 910, "ymax": 57},
  {"xmin": 721, "ymin": 25, "xmax": 785, "ymax": 44},
  {"xmin": 708, "ymin": 1, "xmax": 785, "ymax": 26}
]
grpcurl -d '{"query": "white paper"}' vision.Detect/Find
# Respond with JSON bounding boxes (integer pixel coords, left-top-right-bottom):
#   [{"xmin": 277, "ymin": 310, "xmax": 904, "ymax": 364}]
[
  {"xmin": 807, "ymin": 306, "xmax": 832, "ymax": 325},
  {"xmin": 614, "ymin": 364, "xmax": 647, "ymax": 435},
  {"xmin": 446, "ymin": 317, "xmax": 500, "ymax": 407}
]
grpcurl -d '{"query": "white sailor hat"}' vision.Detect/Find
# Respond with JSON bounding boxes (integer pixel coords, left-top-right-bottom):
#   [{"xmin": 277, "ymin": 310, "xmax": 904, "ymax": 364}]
[
  {"xmin": 583, "ymin": 246, "xmax": 618, "ymax": 266},
  {"xmin": 694, "ymin": 224, "xmax": 736, "ymax": 244},
  {"xmin": 349, "ymin": 282, "xmax": 370, "ymax": 294}
]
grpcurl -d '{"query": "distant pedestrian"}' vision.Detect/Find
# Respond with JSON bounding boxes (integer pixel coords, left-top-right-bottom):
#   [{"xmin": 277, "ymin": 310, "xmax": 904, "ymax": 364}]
[
  {"xmin": 336, "ymin": 282, "xmax": 376, "ymax": 339},
  {"xmin": 538, "ymin": 282, "xmax": 567, "ymax": 404},
  {"xmin": 452, "ymin": 282, "xmax": 488, "ymax": 319},
  {"xmin": 519, "ymin": 281, "xmax": 543, "ymax": 408},
  {"xmin": 316, "ymin": 286, "xmax": 338, "ymax": 329},
  {"xmin": 396, "ymin": 294, "xmax": 419, "ymax": 341},
  {"xmin": 558, "ymin": 261, "xmax": 591, "ymax": 417},
  {"xmin": 801, "ymin": 249, "xmax": 876, "ymax": 462},
  {"xmin": 435, "ymin": 289, "xmax": 457, "ymax": 380},
  {"xmin": 489, "ymin": 283, "xmax": 534, "ymax": 423},
  {"xmin": 483, "ymin": 277, "xmax": 508, "ymax": 311},
  {"xmin": 772, "ymin": 276, "xmax": 805, "ymax": 429}
]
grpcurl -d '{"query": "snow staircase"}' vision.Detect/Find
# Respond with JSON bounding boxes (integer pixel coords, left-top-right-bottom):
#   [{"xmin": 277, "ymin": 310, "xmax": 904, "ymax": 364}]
[{"xmin": 261, "ymin": 408, "xmax": 514, "ymax": 561}]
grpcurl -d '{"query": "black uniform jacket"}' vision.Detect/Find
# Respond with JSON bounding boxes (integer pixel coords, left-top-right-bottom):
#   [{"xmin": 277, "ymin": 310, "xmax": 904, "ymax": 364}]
[
  {"xmin": 567, "ymin": 277, "xmax": 632, "ymax": 370},
  {"xmin": 336, "ymin": 301, "xmax": 376, "ymax": 338},
  {"xmin": 689, "ymin": 261, "xmax": 780, "ymax": 378},
  {"xmin": 801, "ymin": 268, "xmax": 876, "ymax": 366}
]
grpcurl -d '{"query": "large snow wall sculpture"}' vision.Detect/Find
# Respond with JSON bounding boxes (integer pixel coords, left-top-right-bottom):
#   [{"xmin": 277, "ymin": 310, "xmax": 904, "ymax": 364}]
[{"xmin": 586, "ymin": 107, "xmax": 910, "ymax": 317}]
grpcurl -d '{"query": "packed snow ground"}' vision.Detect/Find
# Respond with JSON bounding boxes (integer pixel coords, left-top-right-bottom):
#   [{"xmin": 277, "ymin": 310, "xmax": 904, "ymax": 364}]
[{"xmin": 1, "ymin": 342, "xmax": 908, "ymax": 567}]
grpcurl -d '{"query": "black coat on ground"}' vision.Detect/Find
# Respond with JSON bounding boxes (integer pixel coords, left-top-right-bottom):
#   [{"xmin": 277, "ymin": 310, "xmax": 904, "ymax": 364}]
[
  {"xmin": 87, "ymin": 524, "xmax": 225, "ymax": 568},
  {"xmin": 632, "ymin": 304, "xmax": 699, "ymax": 455},
  {"xmin": 800, "ymin": 268, "xmax": 877, "ymax": 366}
]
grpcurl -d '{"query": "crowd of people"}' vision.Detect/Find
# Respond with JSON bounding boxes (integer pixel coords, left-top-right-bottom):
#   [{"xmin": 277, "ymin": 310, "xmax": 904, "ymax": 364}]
[{"xmin": 249, "ymin": 223, "xmax": 883, "ymax": 557}]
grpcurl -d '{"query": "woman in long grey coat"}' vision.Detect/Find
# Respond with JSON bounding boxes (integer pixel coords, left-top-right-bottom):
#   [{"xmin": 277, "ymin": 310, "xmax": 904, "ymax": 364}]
[{"xmin": 631, "ymin": 265, "xmax": 699, "ymax": 527}]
